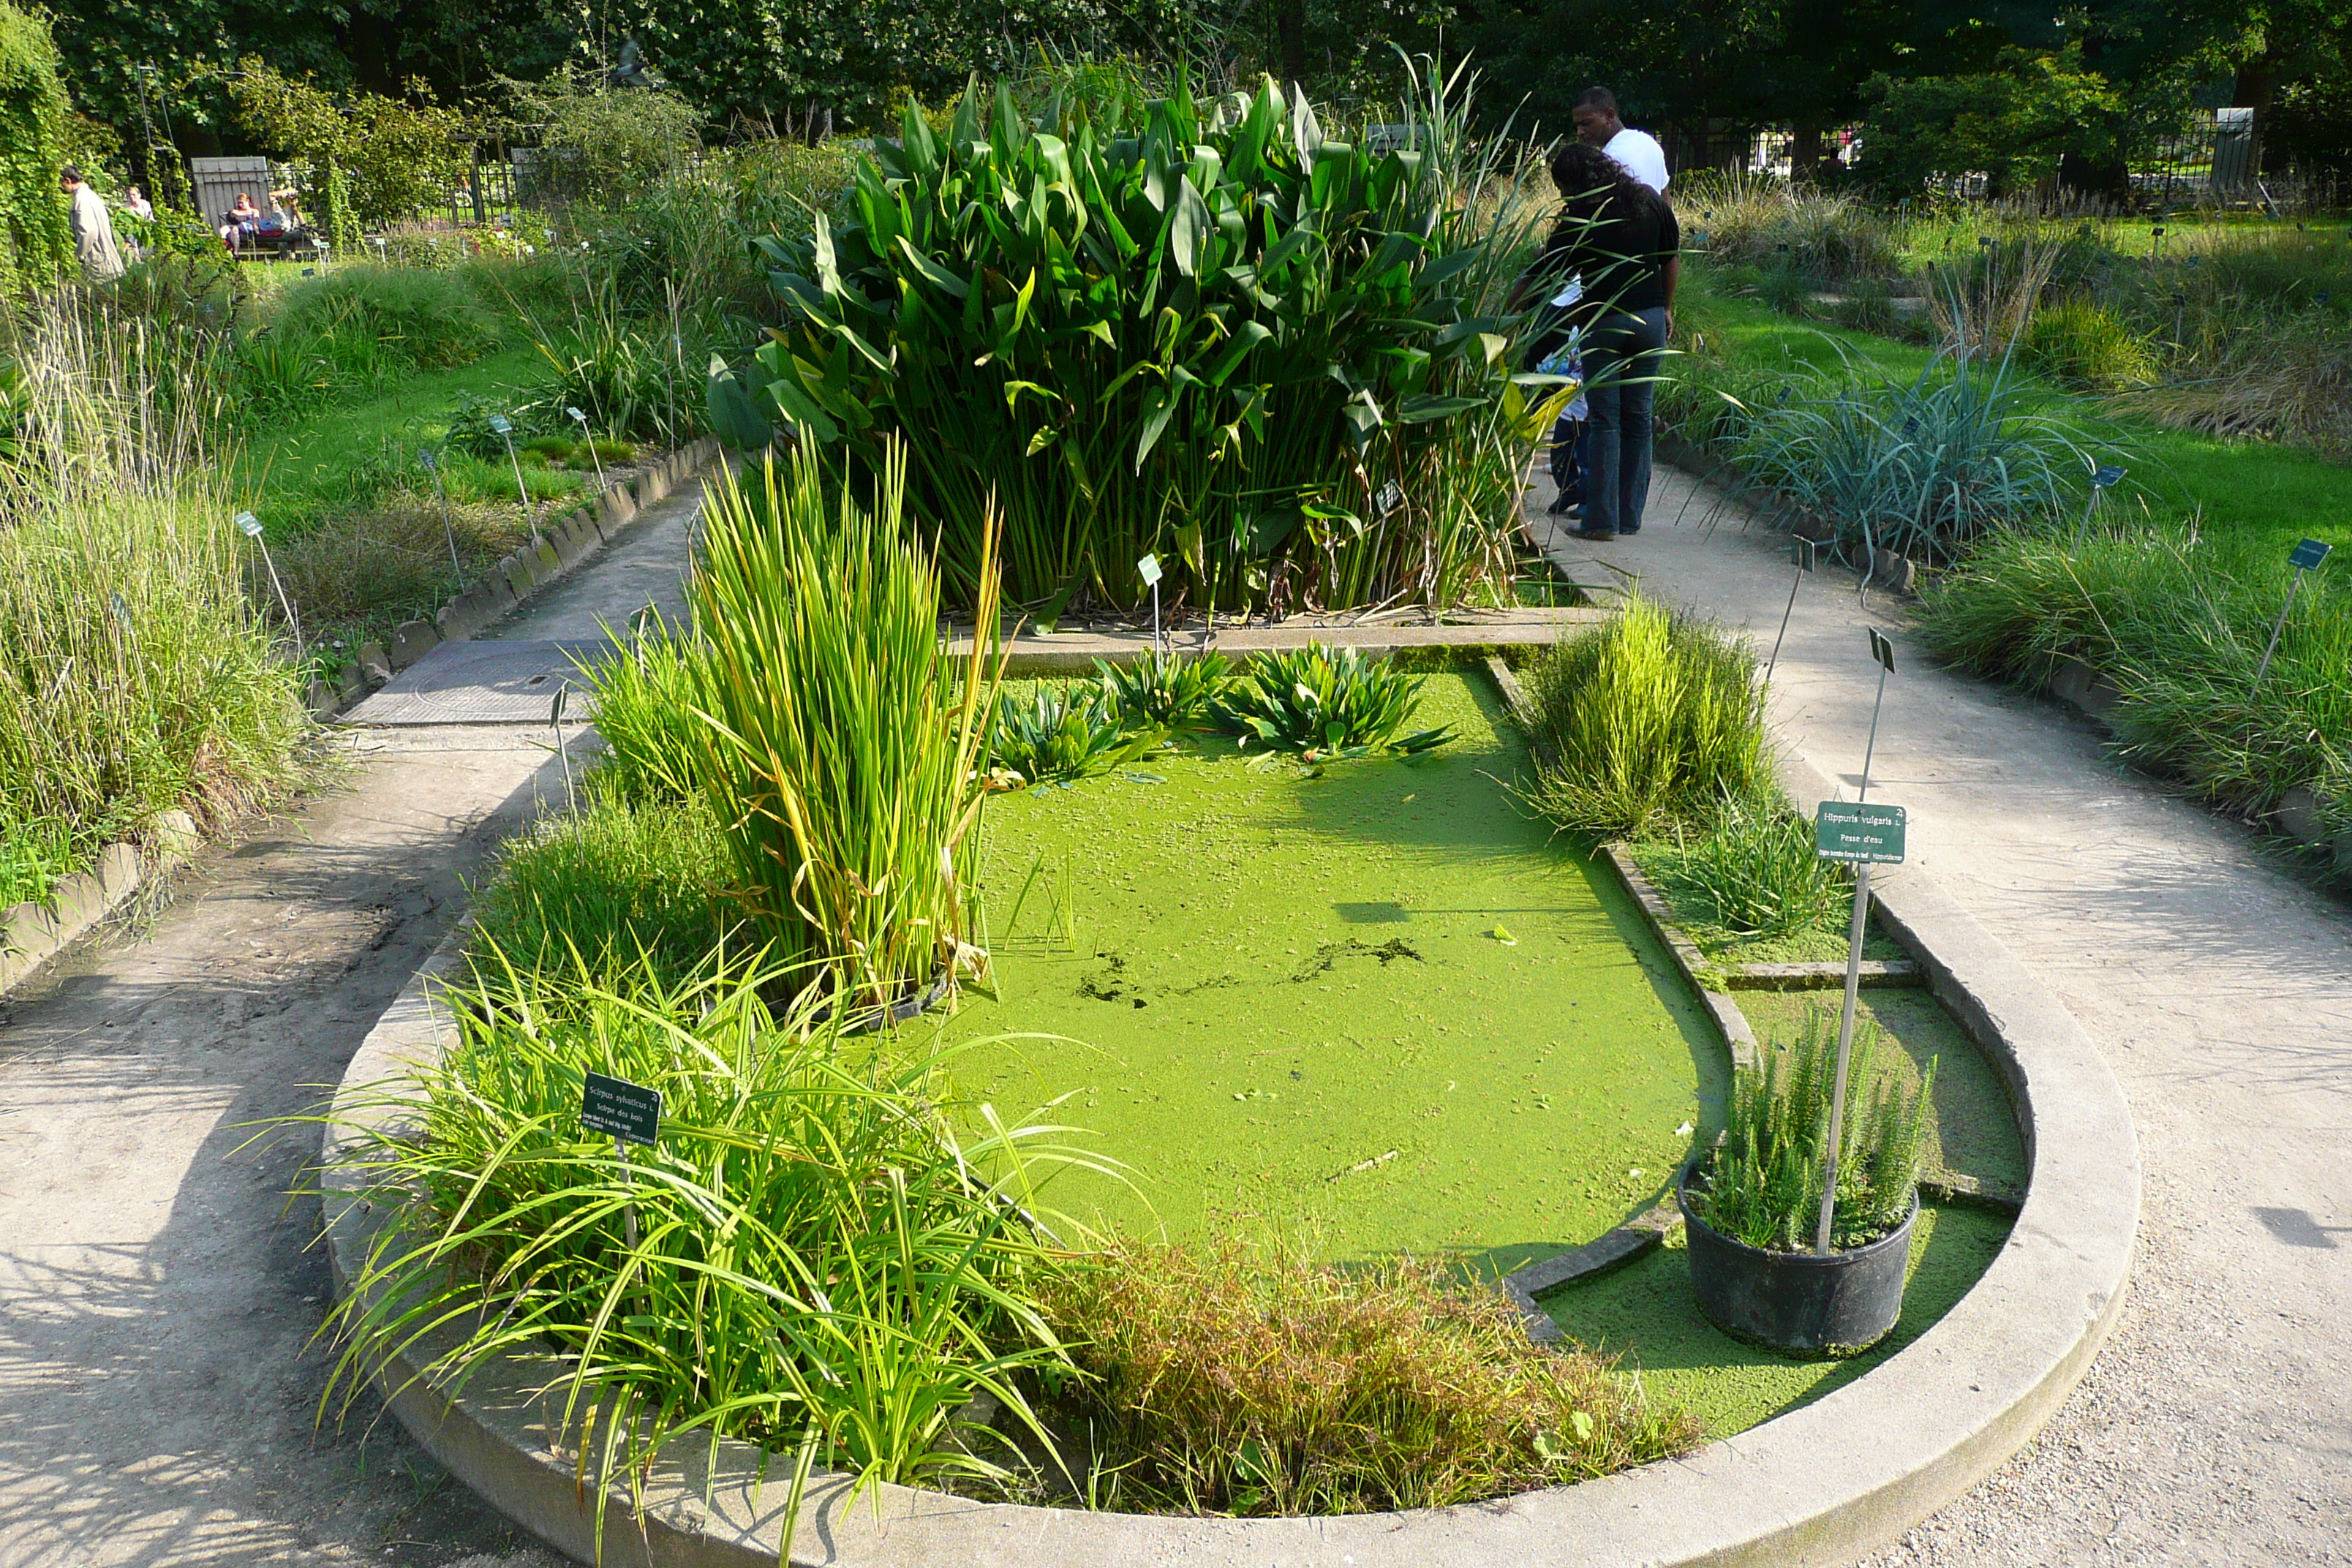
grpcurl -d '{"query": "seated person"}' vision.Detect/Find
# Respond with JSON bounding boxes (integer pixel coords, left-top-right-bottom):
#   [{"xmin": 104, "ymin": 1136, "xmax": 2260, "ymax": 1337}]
[{"xmin": 218, "ymin": 192, "xmax": 260, "ymax": 247}]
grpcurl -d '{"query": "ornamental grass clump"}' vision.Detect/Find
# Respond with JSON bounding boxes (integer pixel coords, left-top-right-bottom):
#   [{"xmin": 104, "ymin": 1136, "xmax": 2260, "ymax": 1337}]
[
  {"xmin": 1725, "ymin": 340, "xmax": 2114, "ymax": 565},
  {"xmin": 1920, "ymin": 527, "xmax": 2352, "ymax": 826},
  {"xmin": 1645, "ymin": 796, "xmax": 1852, "ymax": 941},
  {"xmin": 1218, "ymin": 644, "xmax": 1452, "ymax": 759},
  {"xmin": 1694, "ymin": 1004, "xmax": 1934, "ymax": 1254},
  {"xmin": 1515, "ymin": 598, "xmax": 1765, "ymax": 839},
  {"xmin": 748, "ymin": 65, "xmax": 1564, "ymax": 615},
  {"xmin": 318, "ymin": 949, "xmax": 1108, "ymax": 1545},
  {"xmin": 686, "ymin": 444, "xmax": 1004, "ymax": 1014},
  {"xmin": 1037, "ymin": 1238, "xmax": 1697, "ymax": 1515}
]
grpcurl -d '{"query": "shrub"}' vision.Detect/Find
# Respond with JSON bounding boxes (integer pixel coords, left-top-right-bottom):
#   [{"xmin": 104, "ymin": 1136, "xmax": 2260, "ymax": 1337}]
[
  {"xmin": 1096, "ymin": 647, "xmax": 1235, "ymax": 731},
  {"xmin": 227, "ymin": 60, "xmax": 471, "ymax": 243},
  {"xmin": 1515, "ymin": 598, "xmax": 1766, "ymax": 839},
  {"xmin": 0, "ymin": 1, "xmax": 74, "ymax": 289},
  {"xmin": 992, "ymin": 682, "xmax": 1163, "ymax": 787},
  {"xmin": 509, "ymin": 72, "xmax": 702, "ymax": 203},
  {"xmin": 2021, "ymin": 298, "xmax": 2157, "ymax": 390},
  {"xmin": 1218, "ymin": 644, "xmax": 1452, "ymax": 759},
  {"xmin": 1037, "ymin": 1238, "xmax": 1698, "ymax": 1515},
  {"xmin": 1692, "ymin": 1004, "xmax": 1934, "ymax": 1254},
  {"xmin": 685, "ymin": 445, "xmax": 1003, "ymax": 1013},
  {"xmin": 320, "ymin": 948, "xmax": 1098, "ymax": 1546},
  {"xmin": 748, "ymin": 69, "xmax": 1561, "ymax": 615}
]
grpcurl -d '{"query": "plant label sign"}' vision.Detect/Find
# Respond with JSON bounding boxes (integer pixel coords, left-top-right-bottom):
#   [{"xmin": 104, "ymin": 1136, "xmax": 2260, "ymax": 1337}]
[
  {"xmin": 1867, "ymin": 627, "xmax": 1896, "ymax": 674},
  {"xmin": 1137, "ymin": 554, "xmax": 1163, "ymax": 587},
  {"xmin": 1817, "ymin": 802, "xmax": 1907, "ymax": 864},
  {"xmin": 2288, "ymin": 538, "xmax": 2332, "ymax": 571},
  {"xmin": 581, "ymin": 1071, "xmax": 661, "ymax": 1146},
  {"xmin": 489, "ymin": 413, "xmax": 513, "ymax": 436},
  {"xmin": 2091, "ymin": 465, "xmax": 2127, "ymax": 490},
  {"xmin": 234, "ymin": 510, "xmax": 264, "ymax": 538}
]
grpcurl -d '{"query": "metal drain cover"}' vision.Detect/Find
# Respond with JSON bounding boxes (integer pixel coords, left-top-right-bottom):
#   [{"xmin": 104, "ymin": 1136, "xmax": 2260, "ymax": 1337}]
[{"xmin": 343, "ymin": 641, "xmax": 611, "ymax": 725}]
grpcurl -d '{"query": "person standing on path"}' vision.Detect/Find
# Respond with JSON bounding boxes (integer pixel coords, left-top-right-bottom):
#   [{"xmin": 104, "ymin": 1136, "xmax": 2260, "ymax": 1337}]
[
  {"xmin": 60, "ymin": 166, "xmax": 124, "ymax": 282},
  {"xmin": 1572, "ymin": 86, "xmax": 1669, "ymax": 194},
  {"xmin": 1528, "ymin": 140, "xmax": 1678, "ymax": 540}
]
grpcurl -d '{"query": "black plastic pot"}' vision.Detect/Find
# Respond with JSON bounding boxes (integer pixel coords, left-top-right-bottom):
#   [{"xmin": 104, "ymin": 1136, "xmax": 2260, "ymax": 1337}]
[{"xmin": 1677, "ymin": 1170, "xmax": 1917, "ymax": 1357}]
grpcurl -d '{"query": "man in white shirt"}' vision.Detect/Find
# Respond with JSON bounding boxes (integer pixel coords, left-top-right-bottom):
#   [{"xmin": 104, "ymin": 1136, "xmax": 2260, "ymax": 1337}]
[
  {"xmin": 59, "ymin": 166, "xmax": 124, "ymax": 282},
  {"xmin": 1572, "ymin": 87, "xmax": 1669, "ymax": 194}
]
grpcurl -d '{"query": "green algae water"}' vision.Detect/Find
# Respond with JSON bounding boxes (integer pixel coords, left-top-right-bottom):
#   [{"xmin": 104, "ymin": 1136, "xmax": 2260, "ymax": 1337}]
[{"xmin": 932, "ymin": 669, "xmax": 1727, "ymax": 1273}]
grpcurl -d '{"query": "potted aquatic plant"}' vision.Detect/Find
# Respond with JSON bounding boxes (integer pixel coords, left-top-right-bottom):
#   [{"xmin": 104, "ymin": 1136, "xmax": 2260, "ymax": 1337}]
[{"xmin": 1678, "ymin": 1006, "xmax": 1935, "ymax": 1355}]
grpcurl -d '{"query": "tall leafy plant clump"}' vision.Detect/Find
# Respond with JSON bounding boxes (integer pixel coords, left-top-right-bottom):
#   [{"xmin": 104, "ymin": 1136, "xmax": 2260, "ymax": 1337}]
[
  {"xmin": 227, "ymin": 61, "xmax": 470, "ymax": 244},
  {"xmin": 747, "ymin": 64, "xmax": 1563, "ymax": 616},
  {"xmin": 0, "ymin": 1, "xmax": 73, "ymax": 290},
  {"xmin": 686, "ymin": 443, "xmax": 1004, "ymax": 1014},
  {"xmin": 1694, "ymin": 1005, "xmax": 1935, "ymax": 1254}
]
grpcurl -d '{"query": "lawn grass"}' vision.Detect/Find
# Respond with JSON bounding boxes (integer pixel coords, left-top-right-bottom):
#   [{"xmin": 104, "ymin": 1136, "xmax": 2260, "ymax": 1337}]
[
  {"xmin": 235, "ymin": 342, "xmax": 578, "ymax": 533},
  {"xmin": 1674, "ymin": 274, "xmax": 2352, "ymax": 558}
]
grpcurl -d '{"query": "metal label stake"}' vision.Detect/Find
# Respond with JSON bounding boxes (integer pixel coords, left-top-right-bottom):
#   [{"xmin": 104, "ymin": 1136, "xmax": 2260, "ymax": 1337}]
[
  {"xmin": 569, "ymin": 406, "xmax": 608, "ymax": 497},
  {"xmin": 1812, "ymin": 627, "xmax": 1905, "ymax": 1256},
  {"xmin": 2254, "ymin": 538, "xmax": 2332, "ymax": 694},
  {"xmin": 489, "ymin": 412, "xmax": 529, "ymax": 509},
  {"xmin": 420, "ymin": 449, "xmax": 464, "ymax": 590},
  {"xmin": 579, "ymin": 1071, "xmax": 662, "ymax": 1319},
  {"xmin": 235, "ymin": 510, "xmax": 301, "ymax": 651},
  {"xmin": 1138, "ymin": 554, "xmax": 1164, "ymax": 654},
  {"xmin": 1765, "ymin": 536, "xmax": 1817, "ymax": 686},
  {"xmin": 2074, "ymin": 465, "xmax": 2127, "ymax": 548}
]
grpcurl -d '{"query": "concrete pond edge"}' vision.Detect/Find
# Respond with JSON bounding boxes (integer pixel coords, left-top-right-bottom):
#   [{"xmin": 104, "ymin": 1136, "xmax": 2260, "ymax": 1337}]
[{"xmin": 322, "ymin": 655, "xmax": 2140, "ymax": 1568}]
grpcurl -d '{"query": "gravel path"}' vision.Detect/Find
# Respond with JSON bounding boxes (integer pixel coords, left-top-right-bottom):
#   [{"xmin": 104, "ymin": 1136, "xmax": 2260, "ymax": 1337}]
[{"xmin": 1541, "ymin": 469, "xmax": 2352, "ymax": 1567}]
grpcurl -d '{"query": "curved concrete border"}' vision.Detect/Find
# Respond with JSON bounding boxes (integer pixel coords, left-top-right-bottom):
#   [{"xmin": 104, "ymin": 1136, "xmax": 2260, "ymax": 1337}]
[{"xmin": 324, "ymin": 698, "xmax": 2138, "ymax": 1568}]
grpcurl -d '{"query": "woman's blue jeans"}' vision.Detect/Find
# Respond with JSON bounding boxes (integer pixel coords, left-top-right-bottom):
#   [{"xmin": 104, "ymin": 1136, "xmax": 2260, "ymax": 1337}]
[{"xmin": 1581, "ymin": 307, "xmax": 1668, "ymax": 535}]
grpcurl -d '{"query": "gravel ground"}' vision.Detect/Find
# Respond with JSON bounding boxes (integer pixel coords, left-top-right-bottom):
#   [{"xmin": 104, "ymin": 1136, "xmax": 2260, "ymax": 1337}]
[{"xmin": 1551, "ymin": 467, "xmax": 2352, "ymax": 1567}]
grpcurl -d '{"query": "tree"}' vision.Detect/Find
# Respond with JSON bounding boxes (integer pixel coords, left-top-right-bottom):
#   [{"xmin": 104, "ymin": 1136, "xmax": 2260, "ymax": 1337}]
[
  {"xmin": 227, "ymin": 61, "xmax": 470, "ymax": 241},
  {"xmin": 1858, "ymin": 48, "xmax": 2124, "ymax": 195}
]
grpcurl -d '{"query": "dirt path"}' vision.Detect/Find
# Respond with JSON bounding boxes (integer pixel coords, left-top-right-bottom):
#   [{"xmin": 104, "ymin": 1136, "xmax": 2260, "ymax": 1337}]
[{"xmin": 1541, "ymin": 471, "xmax": 2352, "ymax": 1566}]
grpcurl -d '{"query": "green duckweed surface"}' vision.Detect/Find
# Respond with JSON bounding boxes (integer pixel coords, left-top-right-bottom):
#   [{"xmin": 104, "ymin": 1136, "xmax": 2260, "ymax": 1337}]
[{"xmin": 934, "ymin": 670, "xmax": 1726, "ymax": 1275}]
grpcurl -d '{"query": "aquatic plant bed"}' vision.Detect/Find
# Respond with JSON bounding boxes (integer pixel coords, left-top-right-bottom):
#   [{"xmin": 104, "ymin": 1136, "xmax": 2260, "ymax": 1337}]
[{"xmin": 938, "ymin": 669, "xmax": 1719, "ymax": 1273}]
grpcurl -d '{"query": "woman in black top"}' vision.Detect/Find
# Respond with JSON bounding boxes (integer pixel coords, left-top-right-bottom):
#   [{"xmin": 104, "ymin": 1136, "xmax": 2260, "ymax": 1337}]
[{"xmin": 1526, "ymin": 141, "xmax": 1679, "ymax": 539}]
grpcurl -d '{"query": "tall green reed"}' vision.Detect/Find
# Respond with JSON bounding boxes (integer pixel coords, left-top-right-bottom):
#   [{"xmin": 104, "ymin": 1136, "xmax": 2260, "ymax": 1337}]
[
  {"xmin": 1696, "ymin": 1003, "xmax": 1934, "ymax": 1254},
  {"xmin": 687, "ymin": 444, "xmax": 1006, "ymax": 1013}
]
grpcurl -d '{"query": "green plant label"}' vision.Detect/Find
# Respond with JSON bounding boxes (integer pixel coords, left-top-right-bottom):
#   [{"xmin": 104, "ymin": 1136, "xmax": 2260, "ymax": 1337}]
[
  {"xmin": 1816, "ymin": 802, "xmax": 1906, "ymax": 864},
  {"xmin": 2091, "ymin": 466, "xmax": 2127, "ymax": 489},
  {"xmin": 234, "ymin": 511, "xmax": 263, "ymax": 538},
  {"xmin": 489, "ymin": 414, "xmax": 513, "ymax": 436},
  {"xmin": 581, "ymin": 1071, "xmax": 662, "ymax": 1146},
  {"xmin": 1867, "ymin": 628, "xmax": 1896, "ymax": 674},
  {"xmin": 1137, "ymin": 554, "xmax": 1163, "ymax": 587},
  {"xmin": 2288, "ymin": 538, "xmax": 2332, "ymax": 571}
]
